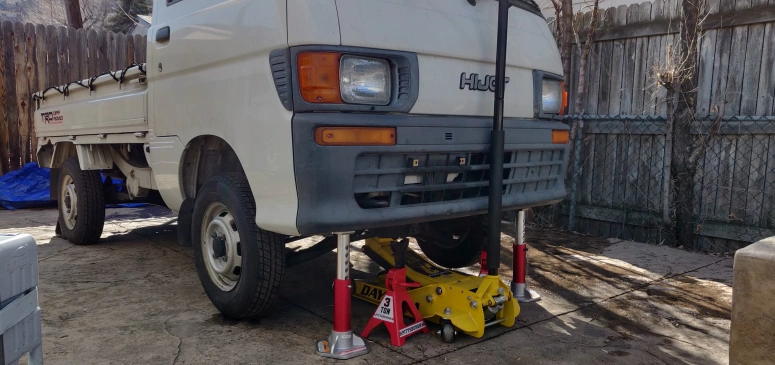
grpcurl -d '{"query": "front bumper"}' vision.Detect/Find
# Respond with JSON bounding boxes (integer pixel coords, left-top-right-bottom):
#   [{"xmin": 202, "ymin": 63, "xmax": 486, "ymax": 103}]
[{"xmin": 292, "ymin": 113, "xmax": 569, "ymax": 235}]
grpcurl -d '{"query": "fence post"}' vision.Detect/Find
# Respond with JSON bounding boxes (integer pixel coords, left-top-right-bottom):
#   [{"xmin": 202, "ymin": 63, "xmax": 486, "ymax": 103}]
[{"xmin": 567, "ymin": 117, "xmax": 584, "ymax": 232}]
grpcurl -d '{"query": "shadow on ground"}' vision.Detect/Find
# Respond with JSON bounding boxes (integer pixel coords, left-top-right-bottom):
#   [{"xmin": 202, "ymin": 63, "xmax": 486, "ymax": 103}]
[{"xmin": 0, "ymin": 207, "xmax": 731, "ymax": 364}]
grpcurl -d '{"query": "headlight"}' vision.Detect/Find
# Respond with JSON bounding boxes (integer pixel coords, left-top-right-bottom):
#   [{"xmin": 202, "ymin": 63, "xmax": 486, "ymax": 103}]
[
  {"xmin": 340, "ymin": 55, "xmax": 391, "ymax": 105},
  {"xmin": 541, "ymin": 79, "xmax": 563, "ymax": 114}
]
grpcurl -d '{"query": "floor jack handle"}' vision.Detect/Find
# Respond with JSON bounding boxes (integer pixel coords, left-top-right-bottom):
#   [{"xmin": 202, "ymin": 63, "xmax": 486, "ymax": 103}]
[{"xmin": 486, "ymin": 0, "xmax": 511, "ymax": 276}]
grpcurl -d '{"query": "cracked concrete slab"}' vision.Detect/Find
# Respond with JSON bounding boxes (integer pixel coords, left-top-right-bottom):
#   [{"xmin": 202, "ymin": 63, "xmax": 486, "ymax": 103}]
[{"xmin": 0, "ymin": 207, "xmax": 732, "ymax": 364}]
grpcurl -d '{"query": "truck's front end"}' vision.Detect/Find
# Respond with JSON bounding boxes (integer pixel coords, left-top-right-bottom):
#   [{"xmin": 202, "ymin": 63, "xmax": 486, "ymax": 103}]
[{"xmin": 284, "ymin": 0, "xmax": 568, "ymax": 266}]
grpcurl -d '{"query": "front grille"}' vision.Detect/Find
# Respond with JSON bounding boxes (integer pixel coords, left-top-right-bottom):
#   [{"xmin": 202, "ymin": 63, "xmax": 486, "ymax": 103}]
[{"xmin": 353, "ymin": 149, "xmax": 564, "ymax": 209}]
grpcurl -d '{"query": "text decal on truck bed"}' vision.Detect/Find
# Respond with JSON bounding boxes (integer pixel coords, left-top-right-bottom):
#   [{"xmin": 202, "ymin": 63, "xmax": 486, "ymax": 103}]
[
  {"xmin": 460, "ymin": 73, "xmax": 509, "ymax": 92},
  {"xmin": 42, "ymin": 110, "xmax": 63, "ymax": 125}
]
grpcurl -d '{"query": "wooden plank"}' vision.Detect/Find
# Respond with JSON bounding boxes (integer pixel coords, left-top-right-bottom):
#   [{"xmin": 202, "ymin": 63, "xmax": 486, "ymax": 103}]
[
  {"xmin": 761, "ymin": 135, "xmax": 775, "ymax": 228},
  {"xmin": 106, "ymin": 31, "xmax": 116, "ymax": 70},
  {"xmin": 740, "ymin": 23, "xmax": 765, "ymax": 115},
  {"xmin": 715, "ymin": 136, "xmax": 736, "ymax": 221},
  {"xmin": 126, "ymin": 34, "xmax": 135, "ymax": 65},
  {"xmin": 634, "ymin": 134, "xmax": 651, "ymax": 209},
  {"xmin": 25, "ymin": 23, "xmax": 37, "ymax": 161},
  {"xmin": 655, "ymin": 0, "xmax": 674, "ymax": 116},
  {"xmin": 45, "ymin": 25, "xmax": 59, "ymax": 86},
  {"xmin": 619, "ymin": 4, "xmax": 639, "ymax": 115},
  {"xmin": 0, "ymin": 22, "xmax": 8, "ymax": 174},
  {"xmin": 585, "ymin": 41, "xmax": 602, "ymax": 114},
  {"xmin": 730, "ymin": 135, "xmax": 752, "ymax": 223},
  {"xmin": 711, "ymin": 28, "xmax": 732, "ymax": 116},
  {"xmin": 745, "ymin": 135, "xmax": 768, "ymax": 226},
  {"xmin": 632, "ymin": 2, "xmax": 652, "ymax": 114},
  {"xmin": 597, "ymin": 8, "xmax": 617, "ymax": 115},
  {"xmin": 597, "ymin": 40, "xmax": 613, "ymax": 115},
  {"xmin": 699, "ymin": 222, "xmax": 775, "ymax": 242},
  {"xmin": 623, "ymin": 133, "xmax": 641, "ymax": 210},
  {"xmin": 57, "ymin": 26, "xmax": 68, "ymax": 84},
  {"xmin": 649, "ymin": 135, "xmax": 666, "ymax": 211},
  {"xmin": 601, "ymin": 134, "xmax": 618, "ymax": 207},
  {"xmin": 580, "ymin": 134, "xmax": 595, "ymax": 204},
  {"xmin": 67, "ymin": 27, "xmax": 79, "ymax": 82},
  {"xmin": 574, "ymin": 6, "xmax": 775, "ymax": 42},
  {"xmin": 591, "ymin": 135, "xmax": 607, "ymax": 205},
  {"xmin": 138, "ymin": 35, "xmax": 147, "ymax": 63},
  {"xmin": 757, "ymin": 23, "xmax": 775, "ymax": 115},
  {"xmin": 134, "ymin": 35, "xmax": 144, "ymax": 64},
  {"xmin": 696, "ymin": 28, "xmax": 718, "ymax": 116},
  {"xmin": 2, "ymin": 21, "xmax": 20, "ymax": 171},
  {"xmin": 698, "ymin": 136, "xmax": 723, "ymax": 219},
  {"xmin": 87, "ymin": 29, "xmax": 98, "ymax": 77},
  {"xmin": 13, "ymin": 22, "xmax": 31, "ymax": 165},
  {"xmin": 725, "ymin": 26, "xmax": 750, "ymax": 115},
  {"xmin": 561, "ymin": 204, "xmax": 663, "ymax": 229},
  {"xmin": 608, "ymin": 6, "xmax": 628, "ymax": 116},
  {"xmin": 115, "ymin": 33, "xmax": 127, "ymax": 69},
  {"xmin": 97, "ymin": 30, "xmax": 108, "ymax": 74},
  {"xmin": 34, "ymin": 24, "xmax": 46, "ymax": 92},
  {"xmin": 76, "ymin": 28, "xmax": 87, "ymax": 81}
]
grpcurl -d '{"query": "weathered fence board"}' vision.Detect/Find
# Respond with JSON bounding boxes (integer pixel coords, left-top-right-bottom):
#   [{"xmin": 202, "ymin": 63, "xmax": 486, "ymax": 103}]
[{"xmin": 0, "ymin": 22, "xmax": 147, "ymax": 173}]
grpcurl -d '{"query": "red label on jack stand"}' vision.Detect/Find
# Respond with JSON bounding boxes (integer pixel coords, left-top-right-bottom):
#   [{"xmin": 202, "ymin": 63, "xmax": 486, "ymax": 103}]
[{"xmin": 373, "ymin": 295, "xmax": 394, "ymax": 323}]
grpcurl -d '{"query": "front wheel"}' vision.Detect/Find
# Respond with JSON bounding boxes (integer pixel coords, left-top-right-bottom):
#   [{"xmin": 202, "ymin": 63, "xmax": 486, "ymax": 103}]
[
  {"xmin": 414, "ymin": 216, "xmax": 486, "ymax": 268},
  {"xmin": 192, "ymin": 173, "xmax": 285, "ymax": 318}
]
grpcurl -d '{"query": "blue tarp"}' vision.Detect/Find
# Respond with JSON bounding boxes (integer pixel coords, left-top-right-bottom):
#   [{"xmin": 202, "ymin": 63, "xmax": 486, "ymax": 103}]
[
  {"xmin": 0, "ymin": 163, "xmax": 54, "ymax": 210},
  {"xmin": 0, "ymin": 163, "xmax": 149, "ymax": 210}
]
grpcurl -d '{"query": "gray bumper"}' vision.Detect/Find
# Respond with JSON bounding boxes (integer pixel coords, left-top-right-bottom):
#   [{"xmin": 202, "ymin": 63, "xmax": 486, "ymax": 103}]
[{"xmin": 292, "ymin": 113, "xmax": 569, "ymax": 235}]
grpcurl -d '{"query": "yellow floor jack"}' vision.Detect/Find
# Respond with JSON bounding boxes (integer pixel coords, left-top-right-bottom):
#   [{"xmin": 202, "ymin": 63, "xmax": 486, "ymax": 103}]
[{"xmin": 354, "ymin": 237, "xmax": 519, "ymax": 342}]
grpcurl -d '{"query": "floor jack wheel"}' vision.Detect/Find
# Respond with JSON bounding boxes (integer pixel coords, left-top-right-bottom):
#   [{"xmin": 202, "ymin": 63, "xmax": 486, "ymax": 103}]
[{"xmin": 440, "ymin": 320, "xmax": 456, "ymax": 343}]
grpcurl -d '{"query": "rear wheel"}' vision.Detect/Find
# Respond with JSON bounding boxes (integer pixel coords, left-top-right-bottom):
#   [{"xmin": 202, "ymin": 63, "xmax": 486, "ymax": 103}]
[
  {"xmin": 192, "ymin": 172, "xmax": 285, "ymax": 318},
  {"xmin": 414, "ymin": 216, "xmax": 486, "ymax": 268},
  {"xmin": 57, "ymin": 157, "xmax": 105, "ymax": 245}
]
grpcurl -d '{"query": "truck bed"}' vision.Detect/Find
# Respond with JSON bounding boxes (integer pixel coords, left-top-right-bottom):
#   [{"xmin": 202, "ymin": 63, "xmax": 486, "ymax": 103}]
[{"xmin": 33, "ymin": 64, "xmax": 148, "ymax": 138}]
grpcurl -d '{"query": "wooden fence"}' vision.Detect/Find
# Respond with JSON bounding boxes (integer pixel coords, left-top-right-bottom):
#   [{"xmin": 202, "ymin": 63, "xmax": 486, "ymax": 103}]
[
  {"xmin": 0, "ymin": 21, "xmax": 147, "ymax": 175},
  {"xmin": 546, "ymin": 0, "xmax": 775, "ymax": 252}
]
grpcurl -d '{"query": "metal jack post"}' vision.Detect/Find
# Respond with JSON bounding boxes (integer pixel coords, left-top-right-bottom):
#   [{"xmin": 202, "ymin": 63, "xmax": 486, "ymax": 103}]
[
  {"xmin": 485, "ymin": 0, "xmax": 510, "ymax": 278},
  {"xmin": 511, "ymin": 210, "xmax": 540, "ymax": 302},
  {"xmin": 315, "ymin": 232, "xmax": 369, "ymax": 360}
]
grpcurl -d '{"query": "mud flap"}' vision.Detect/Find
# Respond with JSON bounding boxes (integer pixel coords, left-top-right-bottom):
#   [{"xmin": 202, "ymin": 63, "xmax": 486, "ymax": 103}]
[{"xmin": 177, "ymin": 198, "xmax": 194, "ymax": 247}]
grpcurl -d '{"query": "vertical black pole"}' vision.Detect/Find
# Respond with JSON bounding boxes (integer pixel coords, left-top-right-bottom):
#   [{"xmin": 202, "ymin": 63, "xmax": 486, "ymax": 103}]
[{"xmin": 487, "ymin": 0, "xmax": 509, "ymax": 276}]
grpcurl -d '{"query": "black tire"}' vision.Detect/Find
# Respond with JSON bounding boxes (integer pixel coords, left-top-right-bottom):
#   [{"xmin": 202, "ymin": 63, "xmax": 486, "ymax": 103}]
[
  {"xmin": 57, "ymin": 157, "xmax": 105, "ymax": 245},
  {"xmin": 415, "ymin": 216, "xmax": 486, "ymax": 268},
  {"xmin": 191, "ymin": 172, "xmax": 285, "ymax": 318}
]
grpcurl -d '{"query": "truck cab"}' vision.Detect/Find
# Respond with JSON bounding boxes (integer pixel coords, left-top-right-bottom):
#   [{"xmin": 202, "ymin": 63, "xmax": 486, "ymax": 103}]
[{"xmin": 33, "ymin": 0, "xmax": 568, "ymax": 319}]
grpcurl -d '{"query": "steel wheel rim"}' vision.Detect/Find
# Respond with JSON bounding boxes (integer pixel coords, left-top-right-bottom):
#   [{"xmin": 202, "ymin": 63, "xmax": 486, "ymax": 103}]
[
  {"xmin": 60, "ymin": 174, "xmax": 77, "ymax": 230},
  {"xmin": 201, "ymin": 202, "xmax": 242, "ymax": 292}
]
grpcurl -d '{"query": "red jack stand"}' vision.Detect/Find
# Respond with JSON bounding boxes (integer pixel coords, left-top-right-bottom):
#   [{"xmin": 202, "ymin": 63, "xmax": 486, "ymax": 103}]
[
  {"xmin": 315, "ymin": 233, "xmax": 369, "ymax": 360},
  {"xmin": 511, "ymin": 210, "xmax": 540, "ymax": 302},
  {"xmin": 361, "ymin": 239, "xmax": 428, "ymax": 346},
  {"xmin": 478, "ymin": 251, "xmax": 488, "ymax": 277}
]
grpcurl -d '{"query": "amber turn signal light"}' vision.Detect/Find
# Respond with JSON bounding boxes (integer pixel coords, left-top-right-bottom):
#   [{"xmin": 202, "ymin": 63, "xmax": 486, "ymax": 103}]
[
  {"xmin": 560, "ymin": 82, "xmax": 569, "ymax": 116},
  {"xmin": 552, "ymin": 130, "xmax": 570, "ymax": 144},
  {"xmin": 298, "ymin": 52, "xmax": 343, "ymax": 103},
  {"xmin": 315, "ymin": 127, "xmax": 397, "ymax": 146}
]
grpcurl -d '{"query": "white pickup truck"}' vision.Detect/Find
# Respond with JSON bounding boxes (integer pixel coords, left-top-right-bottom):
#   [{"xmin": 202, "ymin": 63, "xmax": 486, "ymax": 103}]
[{"xmin": 33, "ymin": 0, "xmax": 568, "ymax": 319}]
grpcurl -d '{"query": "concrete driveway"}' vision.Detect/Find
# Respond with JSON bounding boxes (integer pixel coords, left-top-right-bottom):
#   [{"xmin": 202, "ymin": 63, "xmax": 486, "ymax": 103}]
[{"xmin": 1, "ymin": 206, "xmax": 732, "ymax": 364}]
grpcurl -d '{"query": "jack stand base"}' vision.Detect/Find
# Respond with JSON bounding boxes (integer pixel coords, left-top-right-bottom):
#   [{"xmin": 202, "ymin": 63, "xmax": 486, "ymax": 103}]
[
  {"xmin": 315, "ymin": 331, "xmax": 369, "ymax": 360},
  {"xmin": 511, "ymin": 282, "xmax": 541, "ymax": 303}
]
